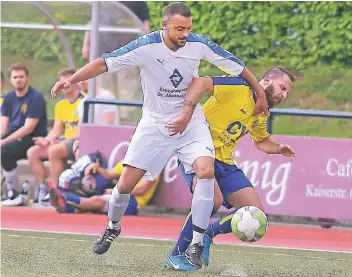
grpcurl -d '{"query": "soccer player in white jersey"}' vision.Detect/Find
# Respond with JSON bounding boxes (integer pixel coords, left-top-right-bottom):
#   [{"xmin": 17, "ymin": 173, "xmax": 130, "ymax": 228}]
[{"xmin": 51, "ymin": 2, "xmax": 269, "ymax": 268}]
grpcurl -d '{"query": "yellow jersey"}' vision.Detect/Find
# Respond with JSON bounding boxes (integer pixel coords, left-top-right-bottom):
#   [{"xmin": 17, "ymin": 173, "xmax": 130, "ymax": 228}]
[
  {"xmin": 0, "ymin": 96, "xmax": 3, "ymax": 107},
  {"xmin": 55, "ymin": 92, "xmax": 85, "ymax": 139},
  {"xmin": 113, "ymin": 161, "xmax": 160, "ymax": 209},
  {"xmin": 202, "ymin": 76, "xmax": 270, "ymax": 165}
]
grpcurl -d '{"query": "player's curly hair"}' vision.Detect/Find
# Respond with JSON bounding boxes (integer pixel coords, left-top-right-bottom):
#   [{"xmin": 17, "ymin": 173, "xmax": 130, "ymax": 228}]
[
  {"xmin": 163, "ymin": 2, "xmax": 192, "ymax": 19},
  {"xmin": 262, "ymin": 66, "xmax": 296, "ymax": 82}
]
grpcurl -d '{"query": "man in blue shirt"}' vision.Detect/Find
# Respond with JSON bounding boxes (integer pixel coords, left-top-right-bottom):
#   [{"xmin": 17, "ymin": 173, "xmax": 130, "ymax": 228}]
[{"xmin": 1, "ymin": 63, "xmax": 47, "ymax": 203}]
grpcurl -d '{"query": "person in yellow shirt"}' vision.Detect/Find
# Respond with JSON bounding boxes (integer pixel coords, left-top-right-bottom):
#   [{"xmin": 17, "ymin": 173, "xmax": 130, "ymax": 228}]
[
  {"xmin": 56, "ymin": 160, "xmax": 160, "ymax": 215},
  {"xmin": 26, "ymin": 68, "xmax": 84, "ymax": 205},
  {"xmin": 166, "ymin": 66, "xmax": 296, "ymax": 271}
]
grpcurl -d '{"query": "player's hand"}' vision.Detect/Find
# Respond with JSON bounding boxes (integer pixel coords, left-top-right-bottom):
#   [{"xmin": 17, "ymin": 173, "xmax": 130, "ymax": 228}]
[
  {"xmin": 33, "ymin": 137, "xmax": 49, "ymax": 147},
  {"xmin": 50, "ymin": 80, "xmax": 71, "ymax": 98},
  {"xmin": 167, "ymin": 114, "xmax": 192, "ymax": 135},
  {"xmin": 84, "ymin": 163, "xmax": 99, "ymax": 176},
  {"xmin": 279, "ymin": 144, "xmax": 296, "ymax": 161},
  {"xmin": 49, "ymin": 139, "xmax": 60, "ymax": 145},
  {"xmin": 255, "ymin": 96, "xmax": 269, "ymax": 116}
]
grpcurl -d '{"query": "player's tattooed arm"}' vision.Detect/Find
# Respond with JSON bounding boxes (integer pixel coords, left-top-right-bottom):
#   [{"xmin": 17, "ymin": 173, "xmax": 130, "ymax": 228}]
[
  {"xmin": 181, "ymin": 77, "xmax": 214, "ymax": 117},
  {"xmin": 167, "ymin": 77, "xmax": 213, "ymax": 134},
  {"xmin": 183, "ymin": 99, "xmax": 197, "ymax": 109}
]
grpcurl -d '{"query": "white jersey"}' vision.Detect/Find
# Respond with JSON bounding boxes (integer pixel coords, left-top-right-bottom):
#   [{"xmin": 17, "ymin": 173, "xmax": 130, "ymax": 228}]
[{"xmin": 103, "ymin": 30, "xmax": 245, "ymax": 124}]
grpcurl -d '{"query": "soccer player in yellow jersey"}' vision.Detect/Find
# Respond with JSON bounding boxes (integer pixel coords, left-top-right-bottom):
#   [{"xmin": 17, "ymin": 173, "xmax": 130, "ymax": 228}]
[
  {"xmin": 26, "ymin": 68, "xmax": 84, "ymax": 205},
  {"xmin": 166, "ymin": 66, "xmax": 296, "ymax": 271},
  {"xmin": 56, "ymin": 160, "xmax": 160, "ymax": 215}
]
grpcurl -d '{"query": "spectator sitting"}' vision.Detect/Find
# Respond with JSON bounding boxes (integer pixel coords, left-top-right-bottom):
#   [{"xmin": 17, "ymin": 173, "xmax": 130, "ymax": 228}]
[
  {"xmin": 57, "ymin": 160, "xmax": 160, "ymax": 215},
  {"xmin": 26, "ymin": 68, "xmax": 84, "ymax": 206},
  {"xmin": 1, "ymin": 63, "xmax": 47, "ymax": 204}
]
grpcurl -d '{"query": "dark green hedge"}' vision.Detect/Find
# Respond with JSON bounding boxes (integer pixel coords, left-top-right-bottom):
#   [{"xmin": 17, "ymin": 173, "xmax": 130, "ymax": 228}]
[
  {"xmin": 147, "ymin": 1, "xmax": 352, "ymax": 70},
  {"xmin": 2, "ymin": 1, "xmax": 351, "ymax": 70}
]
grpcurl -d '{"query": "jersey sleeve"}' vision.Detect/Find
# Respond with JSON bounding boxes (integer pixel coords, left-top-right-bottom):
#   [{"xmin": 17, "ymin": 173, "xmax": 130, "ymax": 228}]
[
  {"xmin": 112, "ymin": 161, "xmax": 124, "ymax": 175},
  {"xmin": 201, "ymin": 36, "xmax": 245, "ymax": 76},
  {"xmin": 102, "ymin": 38, "xmax": 144, "ymax": 72},
  {"xmin": 211, "ymin": 76, "xmax": 250, "ymax": 103},
  {"xmin": 249, "ymin": 116, "xmax": 271, "ymax": 143}
]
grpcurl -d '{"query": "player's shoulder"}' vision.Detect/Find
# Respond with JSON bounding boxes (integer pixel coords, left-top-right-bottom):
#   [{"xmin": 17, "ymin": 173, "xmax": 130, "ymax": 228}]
[
  {"xmin": 28, "ymin": 86, "xmax": 44, "ymax": 97},
  {"xmin": 187, "ymin": 32, "xmax": 212, "ymax": 44},
  {"xmin": 104, "ymin": 31, "xmax": 162, "ymax": 58},
  {"xmin": 137, "ymin": 30, "xmax": 162, "ymax": 45},
  {"xmin": 212, "ymin": 76, "xmax": 249, "ymax": 87},
  {"xmin": 55, "ymin": 96, "xmax": 67, "ymax": 108}
]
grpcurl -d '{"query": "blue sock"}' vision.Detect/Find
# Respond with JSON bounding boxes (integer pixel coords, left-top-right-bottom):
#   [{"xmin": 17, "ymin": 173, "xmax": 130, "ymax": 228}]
[
  {"xmin": 205, "ymin": 209, "xmax": 237, "ymax": 238},
  {"xmin": 172, "ymin": 209, "xmax": 218, "ymax": 256},
  {"xmin": 172, "ymin": 212, "xmax": 192, "ymax": 256},
  {"xmin": 60, "ymin": 192, "xmax": 81, "ymax": 213}
]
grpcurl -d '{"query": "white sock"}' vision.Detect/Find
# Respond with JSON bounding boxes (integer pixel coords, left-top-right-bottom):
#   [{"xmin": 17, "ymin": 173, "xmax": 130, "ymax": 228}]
[
  {"xmin": 3, "ymin": 168, "xmax": 18, "ymax": 191},
  {"xmin": 190, "ymin": 178, "xmax": 214, "ymax": 245},
  {"xmin": 107, "ymin": 186, "xmax": 130, "ymax": 228}
]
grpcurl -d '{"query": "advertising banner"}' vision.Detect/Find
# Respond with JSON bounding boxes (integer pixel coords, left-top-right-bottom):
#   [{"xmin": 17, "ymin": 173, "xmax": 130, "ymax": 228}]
[{"xmin": 80, "ymin": 124, "xmax": 352, "ymax": 220}]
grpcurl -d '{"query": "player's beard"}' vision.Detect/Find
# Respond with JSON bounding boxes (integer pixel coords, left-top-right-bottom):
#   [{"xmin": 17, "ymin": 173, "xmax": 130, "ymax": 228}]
[
  {"xmin": 166, "ymin": 30, "xmax": 186, "ymax": 49},
  {"xmin": 15, "ymin": 80, "xmax": 28, "ymax": 92},
  {"xmin": 264, "ymin": 84, "xmax": 277, "ymax": 109}
]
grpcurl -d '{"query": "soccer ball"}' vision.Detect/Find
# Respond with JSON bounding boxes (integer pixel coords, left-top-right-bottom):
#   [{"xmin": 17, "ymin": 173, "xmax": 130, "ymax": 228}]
[{"xmin": 231, "ymin": 206, "xmax": 268, "ymax": 243}]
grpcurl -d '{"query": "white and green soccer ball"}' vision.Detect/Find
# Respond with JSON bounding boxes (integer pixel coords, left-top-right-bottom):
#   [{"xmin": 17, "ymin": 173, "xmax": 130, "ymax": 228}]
[{"xmin": 231, "ymin": 206, "xmax": 268, "ymax": 243}]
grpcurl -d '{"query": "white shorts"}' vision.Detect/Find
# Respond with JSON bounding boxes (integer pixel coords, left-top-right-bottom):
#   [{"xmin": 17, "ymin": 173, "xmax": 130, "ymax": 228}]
[{"xmin": 123, "ymin": 117, "xmax": 215, "ymax": 179}]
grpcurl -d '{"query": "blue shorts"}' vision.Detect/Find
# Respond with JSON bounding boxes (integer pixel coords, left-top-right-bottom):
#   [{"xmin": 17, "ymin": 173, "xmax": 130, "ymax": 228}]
[
  {"xmin": 124, "ymin": 195, "xmax": 139, "ymax": 215},
  {"xmin": 178, "ymin": 159, "xmax": 253, "ymax": 209}
]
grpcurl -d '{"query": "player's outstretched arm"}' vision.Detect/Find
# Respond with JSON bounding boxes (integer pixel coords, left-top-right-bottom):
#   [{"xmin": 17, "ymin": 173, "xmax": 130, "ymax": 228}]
[
  {"xmin": 201, "ymin": 38, "xmax": 269, "ymax": 115},
  {"xmin": 51, "ymin": 58, "xmax": 107, "ymax": 98},
  {"xmin": 239, "ymin": 67, "xmax": 269, "ymax": 115},
  {"xmin": 167, "ymin": 77, "xmax": 213, "ymax": 135},
  {"xmin": 254, "ymin": 136, "xmax": 296, "ymax": 160}
]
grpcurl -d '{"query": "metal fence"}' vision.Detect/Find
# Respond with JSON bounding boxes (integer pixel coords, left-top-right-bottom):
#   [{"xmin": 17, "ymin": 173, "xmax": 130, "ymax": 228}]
[{"xmin": 83, "ymin": 98, "xmax": 352, "ymax": 134}]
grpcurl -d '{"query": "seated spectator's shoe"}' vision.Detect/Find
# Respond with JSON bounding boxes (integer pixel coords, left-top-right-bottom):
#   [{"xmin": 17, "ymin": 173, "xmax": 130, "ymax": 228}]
[
  {"xmin": 1, "ymin": 190, "xmax": 27, "ymax": 206},
  {"xmin": 202, "ymin": 233, "xmax": 213, "ymax": 267},
  {"xmin": 165, "ymin": 252, "xmax": 198, "ymax": 271},
  {"xmin": 93, "ymin": 223, "xmax": 121, "ymax": 255},
  {"xmin": 49, "ymin": 188, "xmax": 65, "ymax": 213},
  {"xmin": 185, "ymin": 242, "xmax": 204, "ymax": 269}
]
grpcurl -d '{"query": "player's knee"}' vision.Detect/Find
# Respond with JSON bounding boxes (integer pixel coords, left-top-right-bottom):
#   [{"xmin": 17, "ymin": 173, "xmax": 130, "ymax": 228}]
[
  {"xmin": 48, "ymin": 144, "xmax": 66, "ymax": 160},
  {"xmin": 194, "ymin": 165, "xmax": 214, "ymax": 179},
  {"xmin": 27, "ymin": 146, "xmax": 40, "ymax": 161},
  {"xmin": 110, "ymin": 185, "xmax": 131, "ymax": 204},
  {"xmin": 117, "ymin": 181, "xmax": 133, "ymax": 194},
  {"xmin": 116, "ymin": 168, "xmax": 141, "ymax": 194}
]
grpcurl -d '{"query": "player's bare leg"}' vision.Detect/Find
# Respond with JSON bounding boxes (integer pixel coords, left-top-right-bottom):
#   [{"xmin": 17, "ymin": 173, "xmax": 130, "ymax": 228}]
[
  {"xmin": 184, "ymin": 156, "xmax": 215, "ymax": 269},
  {"xmin": 93, "ymin": 165, "xmax": 146, "ymax": 254},
  {"xmin": 226, "ymin": 187, "xmax": 264, "ymax": 211}
]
